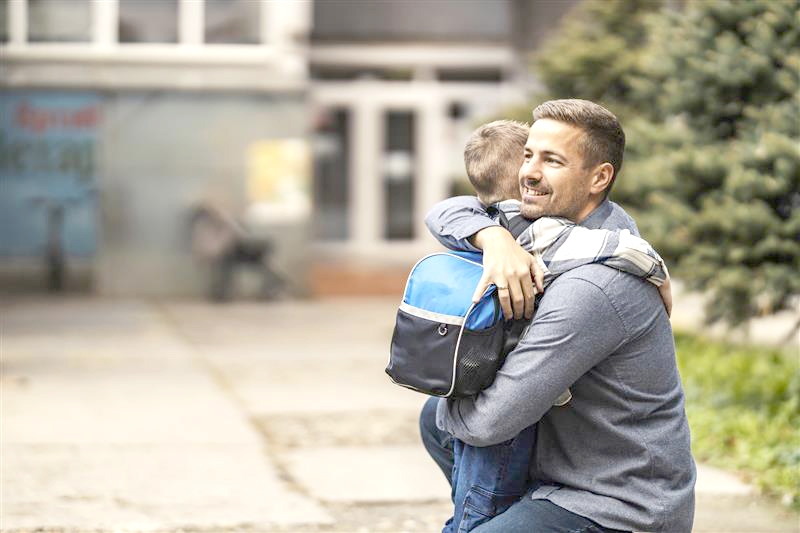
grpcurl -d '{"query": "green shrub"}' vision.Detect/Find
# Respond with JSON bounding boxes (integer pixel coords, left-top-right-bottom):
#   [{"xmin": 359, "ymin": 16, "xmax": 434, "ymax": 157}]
[{"xmin": 675, "ymin": 333, "xmax": 800, "ymax": 507}]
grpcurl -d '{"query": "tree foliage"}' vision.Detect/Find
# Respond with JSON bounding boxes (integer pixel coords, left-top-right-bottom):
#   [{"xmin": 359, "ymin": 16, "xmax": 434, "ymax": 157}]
[{"xmin": 529, "ymin": 0, "xmax": 800, "ymax": 325}]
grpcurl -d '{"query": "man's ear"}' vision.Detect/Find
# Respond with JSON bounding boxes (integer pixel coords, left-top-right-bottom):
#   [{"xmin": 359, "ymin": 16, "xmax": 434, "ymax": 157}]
[{"xmin": 590, "ymin": 162, "xmax": 615, "ymax": 196}]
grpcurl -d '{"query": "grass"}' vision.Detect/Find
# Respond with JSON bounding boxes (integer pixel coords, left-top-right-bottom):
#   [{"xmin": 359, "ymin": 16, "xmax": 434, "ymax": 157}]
[{"xmin": 674, "ymin": 332, "xmax": 800, "ymax": 508}]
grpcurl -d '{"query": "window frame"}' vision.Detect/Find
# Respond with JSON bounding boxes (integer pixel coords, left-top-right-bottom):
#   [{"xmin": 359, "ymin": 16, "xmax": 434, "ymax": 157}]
[{"xmin": 4, "ymin": 0, "xmax": 305, "ymax": 50}]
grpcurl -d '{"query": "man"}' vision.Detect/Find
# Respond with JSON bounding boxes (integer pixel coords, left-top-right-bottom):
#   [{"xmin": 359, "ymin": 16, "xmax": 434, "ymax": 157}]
[{"xmin": 420, "ymin": 99, "xmax": 696, "ymax": 532}]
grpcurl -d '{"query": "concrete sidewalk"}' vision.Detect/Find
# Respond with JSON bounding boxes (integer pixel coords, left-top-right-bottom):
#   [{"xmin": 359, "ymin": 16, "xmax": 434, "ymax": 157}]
[{"xmin": 1, "ymin": 297, "xmax": 798, "ymax": 532}]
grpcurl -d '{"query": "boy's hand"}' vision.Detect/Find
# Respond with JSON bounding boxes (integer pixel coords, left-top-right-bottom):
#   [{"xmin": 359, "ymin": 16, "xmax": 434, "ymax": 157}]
[
  {"xmin": 470, "ymin": 226, "xmax": 544, "ymax": 320},
  {"xmin": 659, "ymin": 274, "xmax": 673, "ymax": 318}
]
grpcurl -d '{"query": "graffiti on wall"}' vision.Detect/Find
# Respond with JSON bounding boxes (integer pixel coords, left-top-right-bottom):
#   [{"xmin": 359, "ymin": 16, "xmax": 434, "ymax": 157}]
[{"xmin": 0, "ymin": 92, "xmax": 99, "ymax": 257}]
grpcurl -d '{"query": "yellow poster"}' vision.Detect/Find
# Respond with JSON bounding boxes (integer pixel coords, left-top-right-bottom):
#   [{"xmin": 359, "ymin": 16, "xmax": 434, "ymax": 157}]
[{"xmin": 246, "ymin": 139, "xmax": 310, "ymax": 214}]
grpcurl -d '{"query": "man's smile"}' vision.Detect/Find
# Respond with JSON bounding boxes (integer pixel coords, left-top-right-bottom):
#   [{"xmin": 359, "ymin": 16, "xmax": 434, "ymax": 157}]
[{"xmin": 522, "ymin": 185, "xmax": 550, "ymax": 201}]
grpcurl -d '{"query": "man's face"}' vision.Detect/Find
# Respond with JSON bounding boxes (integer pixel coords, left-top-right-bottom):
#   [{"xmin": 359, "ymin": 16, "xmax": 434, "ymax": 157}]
[{"xmin": 518, "ymin": 119, "xmax": 596, "ymax": 223}]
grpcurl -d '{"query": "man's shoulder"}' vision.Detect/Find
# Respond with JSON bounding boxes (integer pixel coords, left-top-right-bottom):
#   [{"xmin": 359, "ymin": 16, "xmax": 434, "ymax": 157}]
[
  {"xmin": 540, "ymin": 265, "xmax": 618, "ymax": 311},
  {"xmin": 606, "ymin": 201, "xmax": 640, "ymax": 236},
  {"xmin": 553, "ymin": 263, "xmax": 627, "ymax": 287},
  {"xmin": 542, "ymin": 264, "xmax": 667, "ymax": 341},
  {"xmin": 547, "ymin": 264, "xmax": 659, "ymax": 308}
]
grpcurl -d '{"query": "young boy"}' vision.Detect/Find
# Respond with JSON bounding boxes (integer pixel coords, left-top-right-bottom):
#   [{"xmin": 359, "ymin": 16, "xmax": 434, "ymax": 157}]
[{"xmin": 434, "ymin": 120, "xmax": 671, "ymax": 533}]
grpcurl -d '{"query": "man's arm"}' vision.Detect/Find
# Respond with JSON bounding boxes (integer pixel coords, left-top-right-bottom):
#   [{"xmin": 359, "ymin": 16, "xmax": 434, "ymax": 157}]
[{"xmin": 436, "ymin": 271, "xmax": 628, "ymax": 446}]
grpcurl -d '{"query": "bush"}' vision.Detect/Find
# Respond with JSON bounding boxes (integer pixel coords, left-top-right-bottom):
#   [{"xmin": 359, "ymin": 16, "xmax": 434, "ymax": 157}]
[{"xmin": 675, "ymin": 333, "xmax": 800, "ymax": 507}]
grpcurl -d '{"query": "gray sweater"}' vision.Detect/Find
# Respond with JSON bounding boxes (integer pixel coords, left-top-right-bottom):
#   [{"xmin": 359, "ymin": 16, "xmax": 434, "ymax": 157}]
[{"xmin": 427, "ymin": 198, "xmax": 696, "ymax": 533}]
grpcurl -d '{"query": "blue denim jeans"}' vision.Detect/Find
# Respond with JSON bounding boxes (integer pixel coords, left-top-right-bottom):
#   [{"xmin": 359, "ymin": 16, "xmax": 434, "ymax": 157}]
[
  {"xmin": 446, "ymin": 424, "xmax": 537, "ymax": 532},
  {"xmin": 420, "ymin": 397, "xmax": 630, "ymax": 533}
]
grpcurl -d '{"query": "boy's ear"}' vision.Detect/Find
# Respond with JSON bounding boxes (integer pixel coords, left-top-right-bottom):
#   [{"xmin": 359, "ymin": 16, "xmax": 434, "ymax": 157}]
[{"xmin": 590, "ymin": 162, "xmax": 615, "ymax": 195}]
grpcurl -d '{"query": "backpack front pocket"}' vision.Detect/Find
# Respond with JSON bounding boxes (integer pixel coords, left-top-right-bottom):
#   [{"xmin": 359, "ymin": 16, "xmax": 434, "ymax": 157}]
[{"xmin": 387, "ymin": 306, "xmax": 462, "ymax": 396}]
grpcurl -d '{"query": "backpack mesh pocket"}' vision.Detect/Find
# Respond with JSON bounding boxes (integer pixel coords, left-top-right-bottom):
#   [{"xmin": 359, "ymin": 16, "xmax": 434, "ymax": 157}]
[{"xmin": 452, "ymin": 319, "xmax": 506, "ymax": 397}]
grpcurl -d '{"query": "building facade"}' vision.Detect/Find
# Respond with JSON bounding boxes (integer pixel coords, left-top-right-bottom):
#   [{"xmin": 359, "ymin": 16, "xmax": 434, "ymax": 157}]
[{"xmin": 0, "ymin": 0, "xmax": 575, "ymax": 297}]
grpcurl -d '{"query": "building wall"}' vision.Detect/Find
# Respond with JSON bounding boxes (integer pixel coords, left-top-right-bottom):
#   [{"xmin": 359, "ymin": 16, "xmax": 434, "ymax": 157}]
[
  {"xmin": 0, "ymin": 0, "xmax": 581, "ymax": 297},
  {"xmin": 0, "ymin": 0, "xmax": 312, "ymax": 297},
  {"xmin": 96, "ymin": 91, "xmax": 308, "ymax": 296}
]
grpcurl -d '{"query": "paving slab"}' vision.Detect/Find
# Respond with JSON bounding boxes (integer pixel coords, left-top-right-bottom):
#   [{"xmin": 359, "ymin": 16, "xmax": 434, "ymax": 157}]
[
  {"xmin": 213, "ymin": 358, "xmax": 424, "ymax": 416},
  {"xmin": 2, "ymin": 443, "xmax": 331, "ymax": 530},
  {"xmin": 280, "ymin": 445, "xmax": 451, "ymax": 503},
  {"xmin": 3, "ymin": 297, "xmax": 798, "ymax": 532},
  {"xmin": 695, "ymin": 464, "xmax": 752, "ymax": 496},
  {"xmin": 255, "ymin": 408, "xmax": 425, "ymax": 449},
  {"xmin": 1, "ymin": 298, "xmax": 331, "ymax": 530},
  {"xmin": 159, "ymin": 299, "xmax": 419, "ymax": 416},
  {"xmin": 691, "ymin": 465, "xmax": 798, "ymax": 532},
  {"xmin": 160, "ymin": 299, "xmax": 398, "ymax": 352},
  {"xmin": 693, "ymin": 493, "xmax": 800, "ymax": 532},
  {"xmin": 3, "ymin": 366, "xmax": 256, "ymax": 445}
]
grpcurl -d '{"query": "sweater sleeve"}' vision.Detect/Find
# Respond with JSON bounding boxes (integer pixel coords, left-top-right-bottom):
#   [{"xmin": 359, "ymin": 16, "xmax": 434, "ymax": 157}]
[
  {"xmin": 436, "ymin": 271, "xmax": 629, "ymax": 446},
  {"xmin": 424, "ymin": 196, "xmax": 500, "ymax": 252}
]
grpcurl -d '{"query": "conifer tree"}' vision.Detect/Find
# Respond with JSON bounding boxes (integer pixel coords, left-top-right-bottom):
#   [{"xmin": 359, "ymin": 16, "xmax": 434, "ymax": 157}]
[
  {"xmin": 527, "ymin": 0, "xmax": 799, "ymax": 326},
  {"xmin": 533, "ymin": 0, "xmax": 662, "ymax": 115},
  {"xmin": 623, "ymin": 0, "xmax": 799, "ymax": 325}
]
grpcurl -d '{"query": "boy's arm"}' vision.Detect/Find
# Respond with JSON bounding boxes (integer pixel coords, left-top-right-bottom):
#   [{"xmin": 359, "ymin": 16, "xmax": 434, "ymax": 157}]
[
  {"xmin": 424, "ymin": 196, "xmax": 500, "ymax": 252},
  {"xmin": 426, "ymin": 197, "xmax": 542, "ymax": 320},
  {"xmin": 517, "ymin": 218, "xmax": 672, "ymax": 316},
  {"xmin": 429, "ymin": 199, "xmax": 673, "ymax": 317}
]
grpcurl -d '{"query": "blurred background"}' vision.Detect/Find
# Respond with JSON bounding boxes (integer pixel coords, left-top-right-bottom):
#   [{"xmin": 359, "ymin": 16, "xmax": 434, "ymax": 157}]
[
  {"xmin": 0, "ymin": 0, "xmax": 575, "ymax": 300},
  {"xmin": 1, "ymin": 0, "xmax": 798, "ymax": 531}
]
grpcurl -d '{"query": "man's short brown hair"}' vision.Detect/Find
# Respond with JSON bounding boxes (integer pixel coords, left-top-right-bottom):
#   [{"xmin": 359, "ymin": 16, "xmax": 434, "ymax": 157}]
[
  {"xmin": 532, "ymin": 99, "xmax": 625, "ymax": 197},
  {"xmin": 464, "ymin": 120, "xmax": 529, "ymax": 205}
]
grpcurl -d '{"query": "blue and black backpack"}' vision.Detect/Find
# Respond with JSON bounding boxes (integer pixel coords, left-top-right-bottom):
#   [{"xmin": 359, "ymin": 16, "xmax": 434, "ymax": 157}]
[{"xmin": 386, "ymin": 210, "xmax": 531, "ymax": 398}]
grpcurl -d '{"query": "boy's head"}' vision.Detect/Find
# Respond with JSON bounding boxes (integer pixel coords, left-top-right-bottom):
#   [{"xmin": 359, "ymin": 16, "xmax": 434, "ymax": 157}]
[{"xmin": 463, "ymin": 119, "xmax": 529, "ymax": 205}]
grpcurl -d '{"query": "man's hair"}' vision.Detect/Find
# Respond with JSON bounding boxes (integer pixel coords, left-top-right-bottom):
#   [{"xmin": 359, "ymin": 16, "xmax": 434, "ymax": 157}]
[
  {"xmin": 464, "ymin": 120, "xmax": 529, "ymax": 205},
  {"xmin": 532, "ymin": 99, "xmax": 625, "ymax": 197}
]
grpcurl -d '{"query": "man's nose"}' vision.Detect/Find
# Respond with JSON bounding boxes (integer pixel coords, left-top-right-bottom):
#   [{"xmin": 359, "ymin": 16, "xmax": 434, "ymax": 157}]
[{"xmin": 520, "ymin": 160, "xmax": 542, "ymax": 183}]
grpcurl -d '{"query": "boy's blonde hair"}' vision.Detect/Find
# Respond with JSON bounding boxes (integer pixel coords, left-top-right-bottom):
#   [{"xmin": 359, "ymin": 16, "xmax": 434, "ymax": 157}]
[{"xmin": 464, "ymin": 120, "xmax": 529, "ymax": 205}]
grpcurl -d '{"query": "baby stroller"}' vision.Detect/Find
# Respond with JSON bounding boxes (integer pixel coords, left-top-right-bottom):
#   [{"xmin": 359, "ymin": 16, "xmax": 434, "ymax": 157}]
[{"xmin": 189, "ymin": 202, "xmax": 287, "ymax": 302}]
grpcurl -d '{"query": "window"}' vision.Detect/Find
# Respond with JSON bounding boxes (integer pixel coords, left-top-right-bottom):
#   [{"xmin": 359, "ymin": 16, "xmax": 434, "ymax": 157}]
[
  {"xmin": 383, "ymin": 111, "xmax": 415, "ymax": 240},
  {"xmin": 119, "ymin": 0, "xmax": 178, "ymax": 43},
  {"xmin": 0, "ymin": 0, "xmax": 7, "ymax": 43},
  {"xmin": 205, "ymin": 0, "xmax": 260, "ymax": 44},
  {"xmin": 313, "ymin": 108, "xmax": 350, "ymax": 240},
  {"xmin": 438, "ymin": 68, "xmax": 504, "ymax": 83},
  {"xmin": 310, "ymin": 66, "xmax": 413, "ymax": 81},
  {"xmin": 313, "ymin": 0, "xmax": 510, "ymax": 43},
  {"xmin": 28, "ymin": 0, "xmax": 91, "ymax": 43}
]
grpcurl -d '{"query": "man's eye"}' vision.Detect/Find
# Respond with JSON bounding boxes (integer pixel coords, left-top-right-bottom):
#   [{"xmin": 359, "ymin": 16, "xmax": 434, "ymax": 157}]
[{"xmin": 546, "ymin": 158, "xmax": 560, "ymax": 165}]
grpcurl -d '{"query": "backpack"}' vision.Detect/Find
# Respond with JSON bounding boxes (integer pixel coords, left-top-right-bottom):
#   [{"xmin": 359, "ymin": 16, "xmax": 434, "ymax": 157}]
[
  {"xmin": 386, "ymin": 251, "xmax": 508, "ymax": 397},
  {"xmin": 385, "ymin": 208, "xmax": 531, "ymax": 398}
]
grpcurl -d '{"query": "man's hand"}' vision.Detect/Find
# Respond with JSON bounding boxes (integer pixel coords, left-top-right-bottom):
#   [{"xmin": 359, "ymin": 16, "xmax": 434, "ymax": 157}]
[
  {"xmin": 470, "ymin": 226, "xmax": 544, "ymax": 320},
  {"xmin": 658, "ymin": 274, "xmax": 673, "ymax": 318}
]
